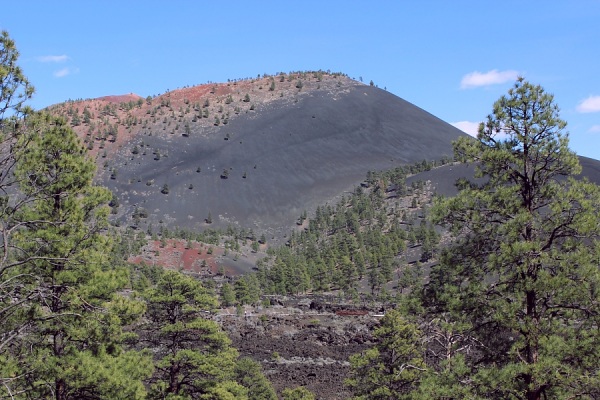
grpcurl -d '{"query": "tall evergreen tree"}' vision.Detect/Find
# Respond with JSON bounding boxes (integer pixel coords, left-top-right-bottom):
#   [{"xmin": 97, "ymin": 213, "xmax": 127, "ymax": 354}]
[
  {"xmin": 0, "ymin": 30, "xmax": 33, "ymax": 119},
  {"xmin": 7, "ymin": 113, "xmax": 152, "ymax": 399},
  {"xmin": 346, "ymin": 310, "xmax": 425, "ymax": 400},
  {"xmin": 140, "ymin": 269, "xmax": 246, "ymax": 399},
  {"xmin": 0, "ymin": 31, "xmax": 36, "ymax": 358},
  {"xmin": 1, "ymin": 33, "xmax": 152, "ymax": 398},
  {"xmin": 425, "ymin": 78, "xmax": 600, "ymax": 399},
  {"xmin": 234, "ymin": 357, "xmax": 277, "ymax": 400},
  {"xmin": 220, "ymin": 282, "xmax": 237, "ymax": 307}
]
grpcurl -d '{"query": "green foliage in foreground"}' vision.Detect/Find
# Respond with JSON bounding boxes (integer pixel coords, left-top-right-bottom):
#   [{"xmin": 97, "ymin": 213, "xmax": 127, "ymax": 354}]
[
  {"xmin": 0, "ymin": 31, "xmax": 275, "ymax": 399},
  {"xmin": 346, "ymin": 310, "xmax": 424, "ymax": 399},
  {"xmin": 140, "ymin": 269, "xmax": 245, "ymax": 398},
  {"xmin": 281, "ymin": 386, "xmax": 316, "ymax": 400},
  {"xmin": 348, "ymin": 79, "xmax": 600, "ymax": 399},
  {"xmin": 2, "ymin": 112, "xmax": 152, "ymax": 398},
  {"xmin": 235, "ymin": 358, "xmax": 277, "ymax": 400},
  {"xmin": 427, "ymin": 79, "xmax": 600, "ymax": 399}
]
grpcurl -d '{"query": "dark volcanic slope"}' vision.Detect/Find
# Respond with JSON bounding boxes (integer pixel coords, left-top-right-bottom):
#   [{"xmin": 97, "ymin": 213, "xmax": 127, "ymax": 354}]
[
  {"xmin": 407, "ymin": 155, "xmax": 600, "ymax": 198},
  {"xmin": 103, "ymin": 83, "xmax": 465, "ymax": 234},
  {"xmin": 579, "ymin": 156, "xmax": 600, "ymax": 185}
]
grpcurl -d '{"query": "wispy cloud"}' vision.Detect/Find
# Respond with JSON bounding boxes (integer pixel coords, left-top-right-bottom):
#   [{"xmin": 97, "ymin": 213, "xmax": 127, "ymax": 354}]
[
  {"xmin": 54, "ymin": 67, "xmax": 78, "ymax": 78},
  {"xmin": 460, "ymin": 69, "xmax": 519, "ymax": 89},
  {"xmin": 451, "ymin": 121, "xmax": 480, "ymax": 137},
  {"xmin": 589, "ymin": 125, "xmax": 600, "ymax": 133},
  {"xmin": 37, "ymin": 55, "xmax": 69, "ymax": 63},
  {"xmin": 576, "ymin": 96, "xmax": 600, "ymax": 113}
]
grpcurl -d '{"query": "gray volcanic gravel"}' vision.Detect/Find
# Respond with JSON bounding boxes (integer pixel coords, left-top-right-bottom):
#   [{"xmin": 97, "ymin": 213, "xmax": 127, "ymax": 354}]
[{"xmin": 104, "ymin": 84, "xmax": 466, "ymax": 234}]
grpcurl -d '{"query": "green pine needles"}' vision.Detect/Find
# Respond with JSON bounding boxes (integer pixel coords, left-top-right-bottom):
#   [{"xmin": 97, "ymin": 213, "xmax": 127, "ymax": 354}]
[
  {"xmin": 0, "ymin": 30, "xmax": 275, "ymax": 400},
  {"xmin": 427, "ymin": 79, "xmax": 600, "ymax": 399},
  {"xmin": 348, "ymin": 78, "xmax": 600, "ymax": 399}
]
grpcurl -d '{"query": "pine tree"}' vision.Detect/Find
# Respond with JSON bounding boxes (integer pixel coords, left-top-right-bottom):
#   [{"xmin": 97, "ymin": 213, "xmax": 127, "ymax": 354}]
[
  {"xmin": 346, "ymin": 309, "xmax": 425, "ymax": 399},
  {"xmin": 0, "ymin": 30, "xmax": 34, "ymax": 120},
  {"xmin": 426, "ymin": 78, "xmax": 600, "ymax": 399},
  {"xmin": 234, "ymin": 357, "xmax": 277, "ymax": 400},
  {"xmin": 0, "ymin": 31, "xmax": 35, "ymax": 365},
  {"xmin": 281, "ymin": 386, "xmax": 315, "ymax": 400},
  {"xmin": 1, "ymin": 36, "xmax": 151, "ymax": 398},
  {"xmin": 234, "ymin": 275, "xmax": 261, "ymax": 305},
  {"xmin": 5, "ymin": 113, "xmax": 152, "ymax": 398},
  {"xmin": 140, "ymin": 269, "xmax": 246, "ymax": 398},
  {"xmin": 221, "ymin": 282, "xmax": 237, "ymax": 307}
]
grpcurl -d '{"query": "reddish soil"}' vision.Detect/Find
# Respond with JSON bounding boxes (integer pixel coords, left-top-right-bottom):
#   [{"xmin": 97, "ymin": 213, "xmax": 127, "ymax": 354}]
[
  {"xmin": 128, "ymin": 238, "xmax": 224, "ymax": 275},
  {"xmin": 96, "ymin": 93, "xmax": 144, "ymax": 103},
  {"xmin": 335, "ymin": 310, "xmax": 369, "ymax": 316},
  {"xmin": 128, "ymin": 237, "xmax": 262, "ymax": 276},
  {"xmin": 46, "ymin": 72, "xmax": 352, "ymax": 163}
]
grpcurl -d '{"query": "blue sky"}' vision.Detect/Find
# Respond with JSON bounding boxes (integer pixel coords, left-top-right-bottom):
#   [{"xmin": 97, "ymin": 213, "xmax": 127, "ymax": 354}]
[{"xmin": 3, "ymin": 1, "xmax": 600, "ymax": 159}]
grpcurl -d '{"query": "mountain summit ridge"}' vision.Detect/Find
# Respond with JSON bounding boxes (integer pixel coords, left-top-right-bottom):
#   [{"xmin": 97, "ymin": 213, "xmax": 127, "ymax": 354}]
[{"xmin": 47, "ymin": 72, "xmax": 467, "ymax": 234}]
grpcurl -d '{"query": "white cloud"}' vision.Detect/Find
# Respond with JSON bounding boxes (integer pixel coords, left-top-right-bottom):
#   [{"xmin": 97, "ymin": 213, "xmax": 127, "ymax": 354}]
[
  {"xmin": 588, "ymin": 125, "xmax": 600, "ymax": 133},
  {"xmin": 451, "ymin": 121, "xmax": 480, "ymax": 137},
  {"xmin": 576, "ymin": 96, "xmax": 600, "ymax": 113},
  {"xmin": 54, "ymin": 68, "xmax": 70, "ymax": 78},
  {"xmin": 53, "ymin": 67, "xmax": 78, "ymax": 78},
  {"xmin": 37, "ymin": 55, "xmax": 69, "ymax": 63},
  {"xmin": 460, "ymin": 69, "xmax": 519, "ymax": 89}
]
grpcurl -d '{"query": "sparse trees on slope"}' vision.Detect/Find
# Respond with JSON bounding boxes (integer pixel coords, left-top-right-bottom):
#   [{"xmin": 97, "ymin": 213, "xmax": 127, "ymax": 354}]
[{"xmin": 426, "ymin": 78, "xmax": 600, "ymax": 399}]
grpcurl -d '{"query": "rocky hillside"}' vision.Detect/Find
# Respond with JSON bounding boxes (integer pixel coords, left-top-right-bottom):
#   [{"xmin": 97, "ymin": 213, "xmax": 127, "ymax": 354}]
[{"xmin": 47, "ymin": 71, "xmax": 466, "ymax": 236}]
